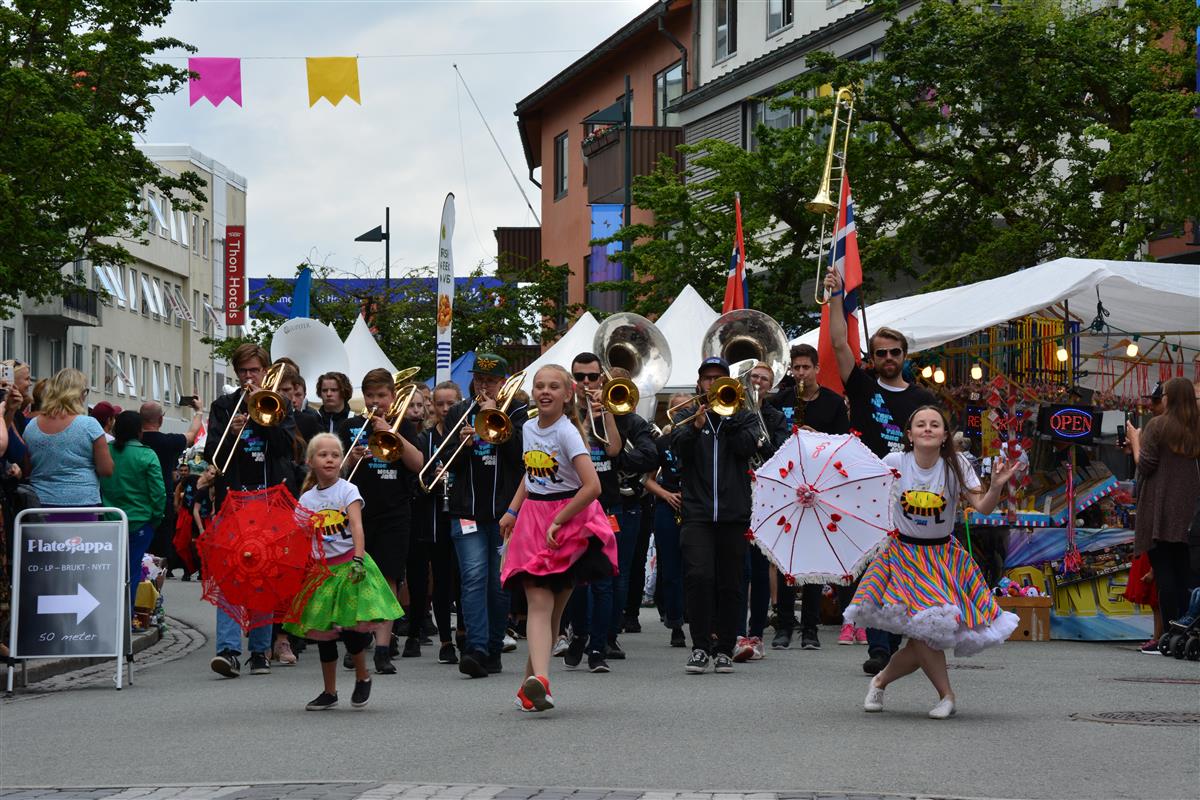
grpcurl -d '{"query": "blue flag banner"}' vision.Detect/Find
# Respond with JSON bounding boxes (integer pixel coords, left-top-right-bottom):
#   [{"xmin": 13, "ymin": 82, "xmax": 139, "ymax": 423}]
[
  {"xmin": 290, "ymin": 266, "xmax": 313, "ymax": 319},
  {"xmin": 588, "ymin": 203, "xmax": 624, "ymax": 312},
  {"xmin": 247, "ymin": 276, "xmax": 501, "ymax": 320}
]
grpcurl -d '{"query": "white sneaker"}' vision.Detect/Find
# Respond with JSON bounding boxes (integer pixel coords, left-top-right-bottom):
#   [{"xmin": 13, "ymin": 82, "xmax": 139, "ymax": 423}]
[
  {"xmin": 502, "ymin": 634, "xmax": 517, "ymax": 653},
  {"xmin": 929, "ymin": 697, "xmax": 956, "ymax": 719},
  {"xmin": 552, "ymin": 634, "xmax": 570, "ymax": 657},
  {"xmin": 732, "ymin": 636, "xmax": 754, "ymax": 663},
  {"xmin": 749, "ymin": 636, "xmax": 766, "ymax": 660},
  {"xmin": 863, "ymin": 678, "xmax": 885, "ymax": 712}
]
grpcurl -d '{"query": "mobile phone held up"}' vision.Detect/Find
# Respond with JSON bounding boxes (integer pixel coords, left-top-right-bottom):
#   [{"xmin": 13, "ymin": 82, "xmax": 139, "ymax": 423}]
[{"xmin": 1117, "ymin": 425, "xmax": 1126, "ymax": 448}]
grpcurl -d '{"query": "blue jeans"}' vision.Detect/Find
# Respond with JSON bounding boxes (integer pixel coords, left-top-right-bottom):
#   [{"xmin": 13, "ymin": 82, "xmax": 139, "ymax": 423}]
[
  {"xmin": 738, "ymin": 546, "xmax": 771, "ymax": 639},
  {"xmin": 567, "ymin": 569, "xmax": 613, "ymax": 653},
  {"xmin": 609, "ymin": 505, "xmax": 642, "ymax": 635},
  {"xmin": 867, "ymin": 627, "xmax": 902, "ymax": 658},
  {"xmin": 128, "ymin": 522, "xmax": 155, "ymax": 614},
  {"xmin": 450, "ymin": 518, "xmax": 510, "ymax": 657},
  {"xmin": 216, "ymin": 609, "xmax": 272, "ymax": 655},
  {"xmin": 653, "ymin": 499, "xmax": 684, "ymax": 629}
]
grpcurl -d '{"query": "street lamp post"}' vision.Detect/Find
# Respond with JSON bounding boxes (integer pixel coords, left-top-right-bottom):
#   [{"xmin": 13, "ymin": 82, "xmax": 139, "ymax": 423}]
[{"xmin": 355, "ymin": 206, "xmax": 391, "ymax": 291}]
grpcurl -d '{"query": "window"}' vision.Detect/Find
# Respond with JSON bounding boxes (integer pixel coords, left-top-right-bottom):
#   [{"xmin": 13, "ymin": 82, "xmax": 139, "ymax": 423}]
[
  {"xmin": 90, "ymin": 345, "xmax": 100, "ymax": 389},
  {"xmin": 152, "ymin": 361, "xmax": 161, "ymax": 401},
  {"xmin": 147, "ymin": 191, "xmax": 169, "ymax": 237},
  {"xmin": 553, "ymin": 132, "xmax": 569, "ymax": 200},
  {"xmin": 116, "ymin": 350, "xmax": 127, "ymax": 395},
  {"xmin": 71, "ymin": 342, "xmax": 83, "ymax": 371},
  {"xmin": 191, "ymin": 214, "xmax": 200, "ymax": 252},
  {"xmin": 203, "ymin": 372, "xmax": 211, "ymax": 407},
  {"xmin": 201, "ymin": 219, "xmax": 209, "ymax": 258},
  {"xmin": 2, "ymin": 326, "xmax": 13, "ymax": 360},
  {"xmin": 193, "ymin": 368, "xmax": 201, "ymax": 399},
  {"xmin": 202, "ymin": 293, "xmax": 212, "ymax": 334},
  {"xmin": 104, "ymin": 348, "xmax": 115, "ymax": 392},
  {"xmin": 50, "ymin": 339, "xmax": 64, "ymax": 374},
  {"xmin": 163, "ymin": 363, "xmax": 173, "ymax": 403},
  {"xmin": 160, "ymin": 196, "xmax": 173, "ymax": 240},
  {"xmin": 152, "ymin": 277, "xmax": 167, "ymax": 319},
  {"xmin": 767, "ymin": 0, "xmax": 793, "ymax": 35},
  {"xmin": 174, "ymin": 284, "xmax": 184, "ymax": 327},
  {"xmin": 25, "ymin": 331, "xmax": 38, "ymax": 376},
  {"xmin": 143, "ymin": 358, "xmax": 150, "ymax": 401},
  {"xmin": 654, "ymin": 62, "xmax": 684, "ymax": 126},
  {"xmin": 177, "ymin": 209, "xmax": 190, "ymax": 248},
  {"xmin": 128, "ymin": 268, "xmax": 140, "ymax": 315},
  {"xmin": 127, "ymin": 353, "xmax": 139, "ymax": 397},
  {"xmin": 745, "ymin": 90, "xmax": 796, "ymax": 150},
  {"xmin": 715, "ymin": 0, "xmax": 737, "ymax": 62},
  {"xmin": 192, "ymin": 290, "xmax": 201, "ymax": 330},
  {"xmin": 174, "ymin": 367, "xmax": 183, "ymax": 402}
]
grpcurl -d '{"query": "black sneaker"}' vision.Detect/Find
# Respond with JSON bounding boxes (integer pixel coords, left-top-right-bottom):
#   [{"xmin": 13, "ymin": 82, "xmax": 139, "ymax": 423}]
[
  {"xmin": 305, "ymin": 691, "xmax": 338, "ymax": 711},
  {"xmin": 438, "ymin": 643, "xmax": 458, "ymax": 664},
  {"xmin": 713, "ymin": 653, "xmax": 734, "ymax": 673},
  {"xmin": 343, "ymin": 652, "xmax": 355, "ymax": 670},
  {"xmin": 863, "ymin": 652, "xmax": 890, "ymax": 675},
  {"xmin": 772, "ymin": 629, "xmax": 793, "ymax": 650},
  {"xmin": 800, "ymin": 629, "xmax": 821, "ymax": 650},
  {"xmin": 351, "ymin": 678, "xmax": 372, "ymax": 709},
  {"xmin": 606, "ymin": 637, "xmax": 626, "ymax": 660},
  {"xmin": 210, "ymin": 650, "xmax": 240, "ymax": 678},
  {"xmin": 374, "ymin": 652, "xmax": 397, "ymax": 674},
  {"xmin": 623, "ymin": 615, "xmax": 642, "ymax": 633},
  {"xmin": 563, "ymin": 636, "xmax": 587, "ymax": 669},
  {"xmin": 458, "ymin": 650, "xmax": 488, "ymax": 678},
  {"xmin": 401, "ymin": 637, "xmax": 421, "ymax": 658},
  {"xmin": 587, "ymin": 651, "xmax": 610, "ymax": 673},
  {"xmin": 248, "ymin": 652, "xmax": 270, "ymax": 675},
  {"xmin": 685, "ymin": 648, "xmax": 710, "ymax": 674},
  {"xmin": 485, "ymin": 652, "xmax": 502, "ymax": 674},
  {"xmin": 670, "ymin": 627, "xmax": 687, "ymax": 648}
]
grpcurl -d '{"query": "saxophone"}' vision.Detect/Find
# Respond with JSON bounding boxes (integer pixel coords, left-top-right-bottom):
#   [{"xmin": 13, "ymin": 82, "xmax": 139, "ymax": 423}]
[{"xmin": 794, "ymin": 378, "xmax": 808, "ymax": 427}]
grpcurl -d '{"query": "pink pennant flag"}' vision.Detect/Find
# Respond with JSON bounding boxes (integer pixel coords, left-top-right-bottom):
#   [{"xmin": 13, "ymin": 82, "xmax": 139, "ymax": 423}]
[{"xmin": 188, "ymin": 58, "xmax": 242, "ymax": 107}]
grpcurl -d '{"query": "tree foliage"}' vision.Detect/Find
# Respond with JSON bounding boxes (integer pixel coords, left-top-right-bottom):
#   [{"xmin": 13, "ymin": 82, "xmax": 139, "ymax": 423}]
[{"xmin": 0, "ymin": 0, "xmax": 203, "ymax": 314}]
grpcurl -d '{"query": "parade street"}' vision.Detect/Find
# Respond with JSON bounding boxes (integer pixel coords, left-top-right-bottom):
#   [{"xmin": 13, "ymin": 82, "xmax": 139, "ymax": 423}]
[{"xmin": 1, "ymin": 582, "xmax": 1196, "ymax": 800}]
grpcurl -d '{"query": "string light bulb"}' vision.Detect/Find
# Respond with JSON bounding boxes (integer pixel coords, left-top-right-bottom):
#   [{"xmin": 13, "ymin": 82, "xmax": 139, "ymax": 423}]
[
  {"xmin": 970, "ymin": 364, "xmax": 983, "ymax": 380},
  {"xmin": 933, "ymin": 368, "xmax": 946, "ymax": 384},
  {"xmin": 1126, "ymin": 335, "xmax": 1140, "ymax": 358},
  {"xmin": 1056, "ymin": 342, "xmax": 1069, "ymax": 362},
  {"xmin": 921, "ymin": 365, "xmax": 933, "ymax": 379}
]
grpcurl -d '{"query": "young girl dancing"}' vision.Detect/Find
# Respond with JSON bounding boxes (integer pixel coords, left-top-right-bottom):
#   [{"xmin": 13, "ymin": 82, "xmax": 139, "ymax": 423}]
[
  {"xmin": 499, "ymin": 365, "xmax": 618, "ymax": 712},
  {"xmin": 845, "ymin": 406, "xmax": 1020, "ymax": 719},
  {"xmin": 285, "ymin": 433, "xmax": 403, "ymax": 711}
]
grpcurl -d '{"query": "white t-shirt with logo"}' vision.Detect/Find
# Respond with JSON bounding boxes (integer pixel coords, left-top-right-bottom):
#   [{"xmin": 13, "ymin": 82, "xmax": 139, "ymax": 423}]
[
  {"xmin": 299, "ymin": 478, "xmax": 365, "ymax": 561},
  {"xmin": 884, "ymin": 452, "xmax": 980, "ymax": 541},
  {"xmin": 522, "ymin": 414, "xmax": 588, "ymax": 496}
]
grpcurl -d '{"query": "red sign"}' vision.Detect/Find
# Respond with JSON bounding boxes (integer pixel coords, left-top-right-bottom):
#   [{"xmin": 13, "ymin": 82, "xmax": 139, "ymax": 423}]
[
  {"xmin": 1046, "ymin": 404, "xmax": 1095, "ymax": 444},
  {"xmin": 224, "ymin": 225, "xmax": 245, "ymax": 325}
]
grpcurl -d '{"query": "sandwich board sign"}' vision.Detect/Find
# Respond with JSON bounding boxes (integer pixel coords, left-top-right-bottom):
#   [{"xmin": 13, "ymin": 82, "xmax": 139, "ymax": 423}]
[{"xmin": 6, "ymin": 508, "xmax": 130, "ymax": 692}]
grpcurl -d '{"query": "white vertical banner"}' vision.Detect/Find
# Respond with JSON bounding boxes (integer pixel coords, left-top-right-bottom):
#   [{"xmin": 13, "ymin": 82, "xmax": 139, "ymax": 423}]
[{"xmin": 435, "ymin": 193, "xmax": 456, "ymax": 384}]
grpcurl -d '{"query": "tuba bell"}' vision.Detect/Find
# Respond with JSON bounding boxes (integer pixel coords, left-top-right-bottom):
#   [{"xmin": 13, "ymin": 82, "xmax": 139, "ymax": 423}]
[
  {"xmin": 700, "ymin": 309, "xmax": 790, "ymax": 389},
  {"xmin": 593, "ymin": 311, "xmax": 673, "ymax": 413}
]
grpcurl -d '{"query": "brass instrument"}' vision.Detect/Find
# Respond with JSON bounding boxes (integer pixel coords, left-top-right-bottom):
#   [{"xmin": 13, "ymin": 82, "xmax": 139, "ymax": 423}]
[
  {"xmin": 807, "ymin": 86, "xmax": 856, "ymax": 305},
  {"xmin": 417, "ymin": 370, "xmax": 526, "ymax": 492},
  {"xmin": 588, "ymin": 312, "xmax": 674, "ymax": 443},
  {"xmin": 340, "ymin": 402, "xmax": 381, "ymax": 472},
  {"xmin": 794, "ymin": 378, "xmax": 808, "ymax": 427},
  {"xmin": 339, "ymin": 366, "xmax": 420, "ymax": 472},
  {"xmin": 346, "ymin": 385, "xmax": 418, "ymax": 481},
  {"xmin": 215, "ymin": 363, "xmax": 286, "ymax": 475},
  {"xmin": 392, "ymin": 366, "xmax": 420, "ymax": 388},
  {"xmin": 664, "ymin": 377, "xmax": 745, "ymax": 430},
  {"xmin": 701, "ymin": 309, "xmax": 790, "ymax": 389}
]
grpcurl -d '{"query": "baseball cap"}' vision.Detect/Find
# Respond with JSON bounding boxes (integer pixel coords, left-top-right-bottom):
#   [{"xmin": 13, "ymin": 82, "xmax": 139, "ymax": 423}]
[
  {"xmin": 471, "ymin": 352, "xmax": 509, "ymax": 377},
  {"xmin": 91, "ymin": 401, "xmax": 122, "ymax": 425},
  {"xmin": 698, "ymin": 356, "xmax": 731, "ymax": 376},
  {"xmin": 1144, "ymin": 382, "xmax": 1163, "ymax": 401}
]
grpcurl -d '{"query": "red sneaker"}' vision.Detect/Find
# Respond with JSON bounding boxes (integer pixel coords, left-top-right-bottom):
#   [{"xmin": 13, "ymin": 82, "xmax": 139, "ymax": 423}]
[
  {"xmin": 838, "ymin": 623, "xmax": 856, "ymax": 645},
  {"xmin": 732, "ymin": 636, "xmax": 754, "ymax": 662},
  {"xmin": 854, "ymin": 627, "xmax": 868, "ymax": 645},
  {"xmin": 514, "ymin": 684, "xmax": 535, "ymax": 712},
  {"xmin": 521, "ymin": 675, "xmax": 555, "ymax": 712}
]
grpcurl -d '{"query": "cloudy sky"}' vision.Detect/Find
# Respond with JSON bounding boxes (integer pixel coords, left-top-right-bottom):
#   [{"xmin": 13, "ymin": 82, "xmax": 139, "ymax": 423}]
[{"xmin": 145, "ymin": 0, "xmax": 647, "ymax": 280}]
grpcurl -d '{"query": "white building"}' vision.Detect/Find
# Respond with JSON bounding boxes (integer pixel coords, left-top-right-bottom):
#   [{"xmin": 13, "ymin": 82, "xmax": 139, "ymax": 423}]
[{"xmin": 2, "ymin": 144, "xmax": 245, "ymax": 432}]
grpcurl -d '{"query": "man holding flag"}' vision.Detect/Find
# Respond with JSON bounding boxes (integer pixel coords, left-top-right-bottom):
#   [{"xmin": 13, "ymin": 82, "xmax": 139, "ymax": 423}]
[{"xmin": 821, "ymin": 172, "xmax": 937, "ymax": 676}]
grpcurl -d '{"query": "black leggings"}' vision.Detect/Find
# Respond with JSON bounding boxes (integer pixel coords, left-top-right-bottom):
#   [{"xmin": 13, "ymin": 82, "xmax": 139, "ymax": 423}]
[
  {"xmin": 315, "ymin": 631, "xmax": 372, "ymax": 663},
  {"xmin": 406, "ymin": 534, "xmax": 459, "ymax": 642}
]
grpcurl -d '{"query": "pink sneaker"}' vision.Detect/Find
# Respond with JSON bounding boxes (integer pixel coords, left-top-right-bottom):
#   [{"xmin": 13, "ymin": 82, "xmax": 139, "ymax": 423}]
[
  {"xmin": 855, "ymin": 627, "xmax": 868, "ymax": 645},
  {"xmin": 838, "ymin": 623, "xmax": 856, "ymax": 645},
  {"xmin": 732, "ymin": 636, "xmax": 754, "ymax": 662},
  {"xmin": 749, "ymin": 636, "xmax": 766, "ymax": 660}
]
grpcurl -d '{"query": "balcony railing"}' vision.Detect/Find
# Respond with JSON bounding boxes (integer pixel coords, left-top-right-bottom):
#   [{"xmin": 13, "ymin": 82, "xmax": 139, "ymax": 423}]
[{"xmin": 585, "ymin": 126, "xmax": 684, "ymax": 205}]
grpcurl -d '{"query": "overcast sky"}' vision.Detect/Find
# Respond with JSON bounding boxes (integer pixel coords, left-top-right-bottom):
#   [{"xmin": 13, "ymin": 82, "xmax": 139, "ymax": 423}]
[{"xmin": 145, "ymin": 0, "xmax": 647, "ymax": 280}]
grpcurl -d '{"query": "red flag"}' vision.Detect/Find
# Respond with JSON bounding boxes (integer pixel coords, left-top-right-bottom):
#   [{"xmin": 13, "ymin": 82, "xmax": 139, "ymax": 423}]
[
  {"xmin": 817, "ymin": 173, "xmax": 863, "ymax": 393},
  {"xmin": 722, "ymin": 193, "xmax": 747, "ymax": 312}
]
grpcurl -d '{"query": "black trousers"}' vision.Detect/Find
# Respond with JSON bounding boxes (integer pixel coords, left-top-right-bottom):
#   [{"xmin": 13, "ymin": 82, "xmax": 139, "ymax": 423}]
[
  {"xmin": 405, "ymin": 534, "xmax": 459, "ymax": 642},
  {"xmin": 625, "ymin": 497, "xmax": 654, "ymax": 617},
  {"xmin": 776, "ymin": 583, "xmax": 823, "ymax": 633},
  {"xmin": 1149, "ymin": 541, "xmax": 1192, "ymax": 625},
  {"xmin": 681, "ymin": 520, "xmax": 748, "ymax": 656}
]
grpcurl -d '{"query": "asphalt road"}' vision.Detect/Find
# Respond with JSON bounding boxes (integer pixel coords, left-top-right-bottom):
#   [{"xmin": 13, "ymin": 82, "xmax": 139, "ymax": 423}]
[{"xmin": 2, "ymin": 580, "xmax": 1197, "ymax": 799}]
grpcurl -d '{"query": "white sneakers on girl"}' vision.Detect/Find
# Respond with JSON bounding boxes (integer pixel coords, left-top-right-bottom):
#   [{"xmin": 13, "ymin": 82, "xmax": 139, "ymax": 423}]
[
  {"xmin": 929, "ymin": 696, "xmax": 956, "ymax": 719},
  {"xmin": 863, "ymin": 678, "xmax": 885, "ymax": 712}
]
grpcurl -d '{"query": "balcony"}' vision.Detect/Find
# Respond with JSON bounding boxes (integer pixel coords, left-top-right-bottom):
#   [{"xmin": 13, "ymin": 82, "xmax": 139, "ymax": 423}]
[
  {"xmin": 494, "ymin": 227, "xmax": 542, "ymax": 281},
  {"xmin": 22, "ymin": 288, "xmax": 101, "ymax": 327},
  {"xmin": 584, "ymin": 126, "xmax": 684, "ymax": 205}
]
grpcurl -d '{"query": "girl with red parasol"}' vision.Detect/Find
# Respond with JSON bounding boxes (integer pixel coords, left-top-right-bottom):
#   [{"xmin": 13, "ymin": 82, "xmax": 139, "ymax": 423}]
[
  {"xmin": 846, "ymin": 406, "xmax": 1021, "ymax": 720},
  {"xmin": 285, "ymin": 433, "xmax": 402, "ymax": 711}
]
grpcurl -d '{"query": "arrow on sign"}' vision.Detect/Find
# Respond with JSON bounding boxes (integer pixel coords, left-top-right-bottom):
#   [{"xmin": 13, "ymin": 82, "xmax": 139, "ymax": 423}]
[{"xmin": 37, "ymin": 584, "xmax": 101, "ymax": 623}]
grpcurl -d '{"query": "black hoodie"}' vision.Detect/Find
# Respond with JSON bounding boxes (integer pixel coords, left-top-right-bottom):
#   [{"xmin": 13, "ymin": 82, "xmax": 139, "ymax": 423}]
[
  {"xmin": 669, "ymin": 408, "xmax": 761, "ymax": 524},
  {"xmin": 443, "ymin": 398, "xmax": 527, "ymax": 524}
]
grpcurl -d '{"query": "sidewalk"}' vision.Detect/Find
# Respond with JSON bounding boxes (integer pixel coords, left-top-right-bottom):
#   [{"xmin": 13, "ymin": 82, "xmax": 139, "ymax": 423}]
[{"xmin": 5, "ymin": 626, "xmax": 161, "ymax": 689}]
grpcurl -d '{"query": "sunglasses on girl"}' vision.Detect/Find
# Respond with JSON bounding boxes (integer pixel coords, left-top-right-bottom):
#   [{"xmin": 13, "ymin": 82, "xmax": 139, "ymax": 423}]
[{"xmin": 873, "ymin": 347, "xmax": 904, "ymax": 359}]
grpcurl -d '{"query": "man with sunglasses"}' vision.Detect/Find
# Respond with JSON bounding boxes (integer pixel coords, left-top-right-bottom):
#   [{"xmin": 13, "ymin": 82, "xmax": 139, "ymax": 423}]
[{"xmin": 825, "ymin": 270, "xmax": 937, "ymax": 675}]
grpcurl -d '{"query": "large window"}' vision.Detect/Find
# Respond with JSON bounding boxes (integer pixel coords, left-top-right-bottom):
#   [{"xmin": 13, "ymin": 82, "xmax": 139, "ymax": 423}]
[
  {"xmin": 715, "ymin": 0, "xmax": 737, "ymax": 62},
  {"xmin": 745, "ymin": 90, "xmax": 795, "ymax": 150},
  {"xmin": 553, "ymin": 132, "xmax": 569, "ymax": 200},
  {"xmin": 768, "ymin": 0, "xmax": 793, "ymax": 35},
  {"xmin": 90, "ymin": 345, "xmax": 100, "ymax": 389},
  {"xmin": 72, "ymin": 343, "xmax": 83, "ymax": 371},
  {"xmin": 2, "ymin": 326, "xmax": 13, "ymax": 360},
  {"xmin": 654, "ymin": 62, "xmax": 684, "ymax": 126}
]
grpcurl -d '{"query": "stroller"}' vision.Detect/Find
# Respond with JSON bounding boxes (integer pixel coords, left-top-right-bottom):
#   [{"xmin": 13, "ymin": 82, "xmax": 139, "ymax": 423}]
[{"xmin": 1156, "ymin": 586, "xmax": 1200, "ymax": 660}]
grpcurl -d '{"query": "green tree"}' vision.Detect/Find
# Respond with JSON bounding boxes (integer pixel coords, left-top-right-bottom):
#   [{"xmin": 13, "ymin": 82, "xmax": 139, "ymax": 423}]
[
  {"xmin": 0, "ymin": 0, "xmax": 203, "ymax": 314},
  {"xmin": 208, "ymin": 261, "xmax": 574, "ymax": 379}
]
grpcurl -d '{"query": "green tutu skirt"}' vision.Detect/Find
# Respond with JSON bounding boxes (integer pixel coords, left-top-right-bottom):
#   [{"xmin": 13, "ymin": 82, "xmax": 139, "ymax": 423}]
[{"xmin": 284, "ymin": 553, "xmax": 403, "ymax": 640}]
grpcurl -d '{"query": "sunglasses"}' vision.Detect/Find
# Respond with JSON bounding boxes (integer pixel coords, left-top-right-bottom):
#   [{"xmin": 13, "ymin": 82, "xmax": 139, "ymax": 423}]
[
  {"xmin": 873, "ymin": 348, "xmax": 904, "ymax": 359},
  {"xmin": 572, "ymin": 372, "xmax": 602, "ymax": 382}
]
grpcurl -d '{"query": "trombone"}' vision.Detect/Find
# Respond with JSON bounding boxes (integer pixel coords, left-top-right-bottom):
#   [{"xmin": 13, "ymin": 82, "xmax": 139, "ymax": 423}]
[
  {"xmin": 664, "ymin": 376, "xmax": 745, "ymax": 430},
  {"xmin": 339, "ymin": 366, "xmax": 419, "ymax": 472},
  {"xmin": 213, "ymin": 363, "xmax": 287, "ymax": 475},
  {"xmin": 807, "ymin": 85, "xmax": 856, "ymax": 305},
  {"xmin": 346, "ymin": 384, "xmax": 419, "ymax": 481},
  {"xmin": 578, "ymin": 368, "xmax": 639, "ymax": 444},
  {"xmin": 417, "ymin": 370, "xmax": 526, "ymax": 492}
]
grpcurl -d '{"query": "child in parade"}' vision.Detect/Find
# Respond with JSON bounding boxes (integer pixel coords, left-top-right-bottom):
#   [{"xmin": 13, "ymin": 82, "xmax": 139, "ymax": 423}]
[
  {"xmin": 845, "ymin": 406, "xmax": 1021, "ymax": 719},
  {"xmin": 286, "ymin": 433, "xmax": 403, "ymax": 711},
  {"xmin": 499, "ymin": 365, "xmax": 618, "ymax": 712}
]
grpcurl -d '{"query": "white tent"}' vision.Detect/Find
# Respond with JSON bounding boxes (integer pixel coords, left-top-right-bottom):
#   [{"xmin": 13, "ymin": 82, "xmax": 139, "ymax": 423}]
[
  {"xmin": 656, "ymin": 284, "xmax": 720, "ymax": 394},
  {"xmin": 343, "ymin": 314, "xmax": 399, "ymax": 411},
  {"xmin": 520, "ymin": 312, "xmax": 600, "ymax": 393},
  {"xmin": 791, "ymin": 258, "xmax": 1200, "ymax": 356}
]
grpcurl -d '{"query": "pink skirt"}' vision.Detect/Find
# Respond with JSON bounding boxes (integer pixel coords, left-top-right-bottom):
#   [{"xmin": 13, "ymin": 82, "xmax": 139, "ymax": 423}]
[{"xmin": 500, "ymin": 495, "xmax": 618, "ymax": 591}]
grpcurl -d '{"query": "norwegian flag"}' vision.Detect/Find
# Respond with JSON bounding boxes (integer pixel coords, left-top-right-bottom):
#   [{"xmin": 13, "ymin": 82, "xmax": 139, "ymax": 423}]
[
  {"xmin": 722, "ymin": 193, "xmax": 748, "ymax": 312},
  {"xmin": 817, "ymin": 172, "xmax": 863, "ymax": 393}
]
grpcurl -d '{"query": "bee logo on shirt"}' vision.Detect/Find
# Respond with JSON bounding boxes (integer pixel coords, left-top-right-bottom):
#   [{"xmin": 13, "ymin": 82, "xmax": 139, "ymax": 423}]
[
  {"xmin": 900, "ymin": 490, "xmax": 947, "ymax": 524},
  {"xmin": 524, "ymin": 449, "xmax": 562, "ymax": 485},
  {"xmin": 311, "ymin": 508, "xmax": 350, "ymax": 539}
]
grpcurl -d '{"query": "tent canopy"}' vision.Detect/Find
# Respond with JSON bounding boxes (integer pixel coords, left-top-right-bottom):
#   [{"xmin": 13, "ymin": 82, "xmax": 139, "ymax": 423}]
[
  {"xmin": 656, "ymin": 284, "xmax": 720, "ymax": 394},
  {"xmin": 791, "ymin": 258, "xmax": 1200, "ymax": 355},
  {"xmin": 425, "ymin": 350, "xmax": 475, "ymax": 392},
  {"xmin": 520, "ymin": 312, "xmax": 601, "ymax": 393}
]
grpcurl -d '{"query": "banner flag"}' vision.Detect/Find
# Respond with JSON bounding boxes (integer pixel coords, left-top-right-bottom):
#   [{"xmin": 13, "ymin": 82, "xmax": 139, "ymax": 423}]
[
  {"xmin": 306, "ymin": 57, "xmax": 361, "ymax": 107},
  {"xmin": 817, "ymin": 172, "xmax": 863, "ymax": 393},
  {"xmin": 224, "ymin": 226, "xmax": 246, "ymax": 326},
  {"xmin": 188, "ymin": 58, "xmax": 242, "ymax": 107},
  {"xmin": 436, "ymin": 194, "xmax": 456, "ymax": 384},
  {"xmin": 722, "ymin": 193, "xmax": 747, "ymax": 312},
  {"xmin": 291, "ymin": 266, "xmax": 312, "ymax": 319}
]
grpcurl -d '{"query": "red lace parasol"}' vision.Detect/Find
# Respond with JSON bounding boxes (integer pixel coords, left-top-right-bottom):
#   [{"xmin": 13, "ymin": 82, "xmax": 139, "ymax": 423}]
[{"xmin": 198, "ymin": 484, "xmax": 328, "ymax": 633}]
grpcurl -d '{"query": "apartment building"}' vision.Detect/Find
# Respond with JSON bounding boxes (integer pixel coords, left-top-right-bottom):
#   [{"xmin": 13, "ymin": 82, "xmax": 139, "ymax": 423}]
[{"xmin": 2, "ymin": 144, "xmax": 245, "ymax": 433}]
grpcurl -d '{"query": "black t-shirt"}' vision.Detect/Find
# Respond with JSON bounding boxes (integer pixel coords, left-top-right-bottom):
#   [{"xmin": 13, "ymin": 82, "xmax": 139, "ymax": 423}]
[
  {"xmin": 336, "ymin": 415, "xmax": 419, "ymax": 522},
  {"xmin": 844, "ymin": 365, "xmax": 937, "ymax": 458},
  {"xmin": 141, "ymin": 430, "xmax": 188, "ymax": 518},
  {"xmin": 654, "ymin": 435, "xmax": 683, "ymax": 494},
  {"xmin": 768, "ymin": 386, "xmax": 850, "ymax": 436}
]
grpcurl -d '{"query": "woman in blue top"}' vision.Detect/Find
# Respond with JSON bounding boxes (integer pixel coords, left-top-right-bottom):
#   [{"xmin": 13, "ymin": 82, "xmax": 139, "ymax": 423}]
[{"xmin": 24, "ymin": 368, "xmax": 113, "ymax": 508}]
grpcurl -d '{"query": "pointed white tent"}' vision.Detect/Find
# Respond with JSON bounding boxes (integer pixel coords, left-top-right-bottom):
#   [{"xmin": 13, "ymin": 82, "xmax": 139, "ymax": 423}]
[
  {"xmin": 656, "ymin": 285, "xmax": 720, "ymax": 394},
  {"xmin": 520, "ymin": 312, "xmax": 601, "ymax": 393},
  {"xmin": 343, "ymin": 314, "xmax": 399, "ymax": 411}
]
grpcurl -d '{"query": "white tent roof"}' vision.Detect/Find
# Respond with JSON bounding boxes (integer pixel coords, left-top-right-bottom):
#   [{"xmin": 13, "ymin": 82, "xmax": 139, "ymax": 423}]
[
  {"xmin": 521, "ymin": 312, "xmax": 600, "ymax": 393},
  {"xmin": 657, "ymin": 284, "xmax": 720, "ymax": 393},
  {"xmin": 791, "ymin": 257, "xmax": 1200, "ymax": 355},
  {"xmin": 344, "ymin": 314, "xmax": 399, "ymax": 410}
]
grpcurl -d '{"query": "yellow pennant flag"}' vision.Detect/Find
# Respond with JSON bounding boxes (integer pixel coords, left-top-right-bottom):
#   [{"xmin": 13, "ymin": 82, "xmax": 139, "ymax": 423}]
[{"xmin": 306, "ymin": 57, "xmax": 361, "ymax": 107}]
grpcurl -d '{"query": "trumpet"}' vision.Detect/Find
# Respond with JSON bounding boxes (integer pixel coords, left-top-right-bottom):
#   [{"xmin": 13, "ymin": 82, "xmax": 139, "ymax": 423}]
[
  {"xmin": 417, "ymin": 370, "xmax": 526, "ymax": 492},
  {"xmin": 214, "ymin": 363, "xmax": 286, "ymax": 475}
]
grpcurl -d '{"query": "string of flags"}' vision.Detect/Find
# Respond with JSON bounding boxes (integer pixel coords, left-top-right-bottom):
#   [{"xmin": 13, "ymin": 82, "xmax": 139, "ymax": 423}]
[{"xmin": 188, "ymin": 57, "xmax": 362, "ymax": 108}]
